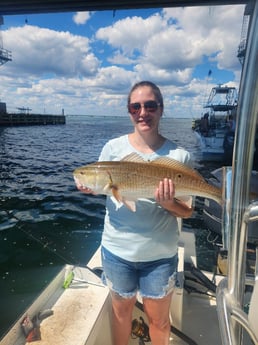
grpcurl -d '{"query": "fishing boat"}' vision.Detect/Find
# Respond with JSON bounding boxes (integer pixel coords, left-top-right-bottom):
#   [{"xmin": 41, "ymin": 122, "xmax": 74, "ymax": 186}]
[
  {"xmin": 0, "ymin": 1, "xmax": 257, "ymax": 345},
  {"xmin": 203, "ymin": 168, "xmax": 258, "ymax": 238},
  {"xmin": 192, "ymin": 85, "xmax": 238, "ymax": 162}
]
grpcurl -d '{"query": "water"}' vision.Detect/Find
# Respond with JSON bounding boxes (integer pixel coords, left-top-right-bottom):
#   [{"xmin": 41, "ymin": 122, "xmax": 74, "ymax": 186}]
[{"xmin": 0, "ymin": 116, "xmax": 222, "ymax": 337}]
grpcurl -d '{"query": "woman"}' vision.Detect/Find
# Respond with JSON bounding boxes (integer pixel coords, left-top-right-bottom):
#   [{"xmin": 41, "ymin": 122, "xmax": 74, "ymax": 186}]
[{"xmin": 77, "ymin": 81, "xmax": 193, "ymax": 345}]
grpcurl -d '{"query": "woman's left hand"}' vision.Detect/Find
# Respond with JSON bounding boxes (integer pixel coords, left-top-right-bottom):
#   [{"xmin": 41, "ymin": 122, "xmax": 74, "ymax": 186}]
[
  {"xmin": 155, "ymin": 178, "xmax": 176, "ymax": 210},
  {"xmin": 155, "ymin": 178, "xmax": 193, "ymax": 218}
]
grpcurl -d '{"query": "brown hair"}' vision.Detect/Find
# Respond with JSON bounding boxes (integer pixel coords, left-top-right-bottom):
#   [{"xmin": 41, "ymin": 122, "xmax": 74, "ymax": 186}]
[{"xmin": 127, "ymin": 81, "xmax": 164, "ymax": 109}]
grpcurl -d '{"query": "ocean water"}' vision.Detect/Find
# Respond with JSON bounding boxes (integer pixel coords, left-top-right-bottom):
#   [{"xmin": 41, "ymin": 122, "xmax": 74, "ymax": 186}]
[{"xmin": 0, "ymin": 116, "xmax": 222, "ymax": 337}]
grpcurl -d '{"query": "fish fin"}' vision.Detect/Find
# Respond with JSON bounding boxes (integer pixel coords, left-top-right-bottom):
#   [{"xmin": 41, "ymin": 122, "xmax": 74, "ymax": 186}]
[
  {"xmin": 121, "ymin": 154, "xmax": 203, "ymax": 182},
  {"xmin": 110, "ymin": 184, "xmax": 136, "ymax": 212},
  {"xmin": 121, "ymin": 153, "xmax": 146, "ymax": 163},
  {"xmin": 151, "ymin": 157, "xmax": 205, "ymax": 181},
  {"xmin": 103, "ymin": 183, "xmax": 112, "ymax": 193},
  {"xmin": 175, "ymin": 196, "xmax": 193, "ymax": 208},
  {"xmin": 111, "ymin": 185, "xmax": 122, "ymax": 202},
  {"xmin": 122, "ymin": 199, "xmax": 136, "ymax": 212}
]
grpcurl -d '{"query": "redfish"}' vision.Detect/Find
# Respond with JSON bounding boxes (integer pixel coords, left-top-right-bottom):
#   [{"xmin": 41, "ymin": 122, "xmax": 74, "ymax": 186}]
[{"xmin": 73, "ymin": 153, "xmax": 222, "ymax": 211}]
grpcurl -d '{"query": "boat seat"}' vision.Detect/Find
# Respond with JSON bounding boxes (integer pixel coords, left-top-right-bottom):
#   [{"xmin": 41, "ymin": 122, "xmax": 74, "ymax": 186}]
[{"xmin": 230, "ymin": 247, "xmax": 258, "ymax": 344}]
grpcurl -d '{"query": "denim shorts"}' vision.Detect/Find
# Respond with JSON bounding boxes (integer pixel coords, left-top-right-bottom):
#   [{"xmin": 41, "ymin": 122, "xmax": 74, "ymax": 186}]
[{"xmin": 101, "ymin": 246, "xmax": 178, "ymax": 299}]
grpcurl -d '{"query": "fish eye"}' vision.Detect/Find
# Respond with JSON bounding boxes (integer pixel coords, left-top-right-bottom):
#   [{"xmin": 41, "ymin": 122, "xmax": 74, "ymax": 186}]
[{"xmin": 177, "ymin": 174, "xmax": 182, "ymax": 178}]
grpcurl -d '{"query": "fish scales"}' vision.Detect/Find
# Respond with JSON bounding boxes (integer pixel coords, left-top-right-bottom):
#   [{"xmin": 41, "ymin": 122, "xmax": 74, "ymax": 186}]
[
  {"xmin": 106, "ymin": 161, "xmax": 220, "ymax": 201},
  {"xmin": 73, "ymin": 157, "xmax": 222, "ymax": 205}
]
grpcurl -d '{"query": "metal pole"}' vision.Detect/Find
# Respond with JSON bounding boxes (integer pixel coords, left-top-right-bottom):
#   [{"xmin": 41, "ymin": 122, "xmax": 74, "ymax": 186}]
[
  {"xmin": 228, "ymin": 0, "xmax": 258, "ymax": 298},
  {"xmin": 227, "ymin": 0, "xmax": 258, "ymax": 344}
]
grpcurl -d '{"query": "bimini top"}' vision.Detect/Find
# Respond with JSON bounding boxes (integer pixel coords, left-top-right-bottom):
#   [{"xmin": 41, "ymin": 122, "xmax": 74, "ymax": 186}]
[
  {"xmin": 0, "ymin": 0, "xmax": 248, "ymax": 15},
  {"xmin": 204, "ymin": 85, "xmax": 238, "ymax": 112}
]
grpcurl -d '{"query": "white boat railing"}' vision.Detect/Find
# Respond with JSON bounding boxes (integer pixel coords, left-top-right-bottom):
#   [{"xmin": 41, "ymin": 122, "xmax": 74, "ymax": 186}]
[{"xmin": 216, "ymin": 0, "xmax": 258, "ymax": 344}]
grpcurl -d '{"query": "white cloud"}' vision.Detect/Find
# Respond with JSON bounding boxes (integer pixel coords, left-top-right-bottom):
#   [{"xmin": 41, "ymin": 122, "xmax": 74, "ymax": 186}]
[
  {"xmin": 94, "ymin": 5, "xmax": 244, "ymax": 92},
  {"xmin": 3, "ymin": 25, "xmax": 99, "ymax": 77},
  {"xmin": 0, "ymin": 5, "xmax": 246, "ymax": 118},
  {"xmin": 134, "ymin": 63, "xmax": 193, "ymax": 86},
  {"xmin": 108, "ymin": 51, "xmax": 135, "ymax": 65},
  {"xmin": 73, "ymin": 12, "xmax": 92, "ymax": 25},
  {"xmin": 163, "ymin": 5, "xmax": 244, "ymax": 71},
  {"xmin": 95, "ymin": 14, "xmax": 165, "ymax": 55},
  {"xmin": 143, "ymin": 27, "xmax": 202, "ymax": 70}
]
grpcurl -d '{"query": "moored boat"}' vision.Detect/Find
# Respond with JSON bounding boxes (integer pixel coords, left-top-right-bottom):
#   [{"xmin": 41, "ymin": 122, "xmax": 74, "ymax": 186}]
[{"xmin": 192, "ymin": 85, "xmax": 238, "ymax": 162}]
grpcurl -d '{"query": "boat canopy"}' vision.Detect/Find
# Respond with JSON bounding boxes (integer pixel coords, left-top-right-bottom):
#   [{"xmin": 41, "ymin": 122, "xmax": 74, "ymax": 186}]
[
  {"xmin": 0, "ymin": 0, "xmax": 248, "ymax": 15},
  {"xmin": 204, "ymin": 85, "xmax": 238, "ymax": 112}
]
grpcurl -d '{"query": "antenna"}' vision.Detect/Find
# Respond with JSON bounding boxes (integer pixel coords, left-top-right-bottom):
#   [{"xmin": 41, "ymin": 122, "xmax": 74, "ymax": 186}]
[{"xmin": 0, "ymin": 15, "xmax": 12, "ymax": 66}]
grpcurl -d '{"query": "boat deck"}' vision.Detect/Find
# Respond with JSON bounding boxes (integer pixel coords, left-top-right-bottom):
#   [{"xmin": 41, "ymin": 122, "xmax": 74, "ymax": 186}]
[
  {"xmin": 39, "ymin": 235, "xmax": 222, "ymax": 345},
  {"xmin": 129, "ymin": 287, "xmax": 220, "ymax": 345},
  {"xmin": 24, "ymin": 255, "xmax": 111, "ymax": 345},
  {"xmin": 0, "ymin": 230, "xmax": 223, "ymax": 345},
  {"xmin": 29, "ymin": 273, "xmax": 110, "ymax": 345}
]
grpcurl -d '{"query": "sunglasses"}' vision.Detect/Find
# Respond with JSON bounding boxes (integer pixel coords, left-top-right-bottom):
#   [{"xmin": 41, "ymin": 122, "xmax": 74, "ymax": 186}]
[{"xmin": 128, "ymin": 100, "xmax": 160, "ymax": 115}]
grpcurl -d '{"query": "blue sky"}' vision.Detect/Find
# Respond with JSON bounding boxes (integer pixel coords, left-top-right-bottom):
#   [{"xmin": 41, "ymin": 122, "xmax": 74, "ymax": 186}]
[{"xmin": 0, "ymin": 5, "xmax": 245, "ymax": 117}]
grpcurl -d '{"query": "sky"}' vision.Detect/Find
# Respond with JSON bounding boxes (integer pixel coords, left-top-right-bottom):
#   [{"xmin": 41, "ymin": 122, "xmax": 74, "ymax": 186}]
[{"xmin": 0, "ymin": 5, "xmax": 246, "ymax": 118}]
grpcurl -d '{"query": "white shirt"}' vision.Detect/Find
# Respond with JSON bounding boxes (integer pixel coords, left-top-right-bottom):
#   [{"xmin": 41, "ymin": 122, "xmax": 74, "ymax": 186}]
[{"xmin": 99, "ymin": 134, "xmax": 192, "ymax": 262}]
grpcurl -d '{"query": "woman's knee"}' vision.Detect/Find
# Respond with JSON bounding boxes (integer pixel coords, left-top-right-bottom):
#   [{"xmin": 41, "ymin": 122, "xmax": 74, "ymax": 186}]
[
  {"xmin": 112, "ymin": 293, "xmax": 136, "ymax": 318},
  {"xmin": 143, "ymin": 295, "xmax": 172, "ymax": 327},
  {"xmin": 149, "ymin": 316, "xmax": 170, "ymax": 331}
]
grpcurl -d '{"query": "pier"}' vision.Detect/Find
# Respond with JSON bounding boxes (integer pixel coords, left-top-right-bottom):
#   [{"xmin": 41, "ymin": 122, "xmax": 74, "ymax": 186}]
[
  {"xmin": 0, "ymin": 18, "xmax": 65, "ymax": 127},
  {"xmin": 0, "ymin": 112, "xmax": 66, "ymax": 126},
  {"xmin": 0, "ymin": 102, "xmax": 65, "ymax": 126}
]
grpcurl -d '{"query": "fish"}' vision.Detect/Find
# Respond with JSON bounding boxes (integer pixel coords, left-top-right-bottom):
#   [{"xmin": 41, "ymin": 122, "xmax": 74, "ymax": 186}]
[{"xmin": 73, "ymin": 153, "xmax": 222, "ymax": 211}]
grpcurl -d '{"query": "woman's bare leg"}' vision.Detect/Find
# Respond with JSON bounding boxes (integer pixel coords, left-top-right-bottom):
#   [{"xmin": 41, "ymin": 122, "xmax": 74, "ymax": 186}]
[
  {"xmin": 143, "ymin": 293, "xmax": 172, "ymax": 345},
  {"xmin": 111, "ymin": 292, "xmax": 136, "ymax": 345}
]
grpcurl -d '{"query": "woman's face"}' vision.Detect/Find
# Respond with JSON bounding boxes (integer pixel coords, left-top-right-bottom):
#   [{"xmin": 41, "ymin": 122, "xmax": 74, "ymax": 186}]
[{"xmin": 128, "ymin": 85, "xmax": 163, "ymax": 134}]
